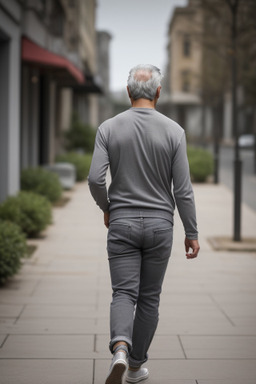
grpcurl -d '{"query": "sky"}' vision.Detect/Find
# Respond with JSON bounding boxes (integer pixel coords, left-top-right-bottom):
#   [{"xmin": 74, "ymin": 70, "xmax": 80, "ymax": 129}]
[{"xmin": 96, "ymin": 0, "xmax": 187, "ymax": 92}]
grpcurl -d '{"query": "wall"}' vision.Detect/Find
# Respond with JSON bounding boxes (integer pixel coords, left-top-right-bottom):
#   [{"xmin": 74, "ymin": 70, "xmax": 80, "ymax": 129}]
[{"xmin": 0, "ymin": 0, "xmax": 21, "ymax": 202}]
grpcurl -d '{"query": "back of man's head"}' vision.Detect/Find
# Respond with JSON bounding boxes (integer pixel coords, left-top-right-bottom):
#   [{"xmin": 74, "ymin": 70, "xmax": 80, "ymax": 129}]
[{"xmin": 127, "ymin": 64, "xmax": 163, "ymax": 101}]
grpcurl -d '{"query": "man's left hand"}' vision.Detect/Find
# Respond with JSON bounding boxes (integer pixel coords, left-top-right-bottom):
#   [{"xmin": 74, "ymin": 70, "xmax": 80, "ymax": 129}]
[
  {"xmin": 104, "ymin": 211, "xmax": 110, "ymax": 228},
  {"xmin": 185, "ymin": 237, "xmax": 200, "ymax": 259}
]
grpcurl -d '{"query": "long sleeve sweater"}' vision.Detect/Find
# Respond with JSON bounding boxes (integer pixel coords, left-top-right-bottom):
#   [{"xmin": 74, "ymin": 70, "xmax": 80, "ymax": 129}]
[{"xmin": 88, "ymin": 107, "xmax": 198, "ymax": 239}]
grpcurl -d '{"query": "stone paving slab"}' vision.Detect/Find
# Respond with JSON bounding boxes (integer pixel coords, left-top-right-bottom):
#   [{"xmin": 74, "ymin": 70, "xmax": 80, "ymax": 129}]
[
  {"xmin": 0, "ymin": 317, "xmax": 97, "ymax": 334},
  {"xmin": 0, "ymin": 360, "xmax": 93, "ymax": 384},
  {"xmin": 0, "ymin": 304, "xmax": 24, "ymax": 318},
  {"xmin": 19, "ymin": 304, "xmax": 97, "ymax": 319},
  {"xmin": 0, "ymin": 335, "xmax": 94, "ymax": 359},
  {"xmin": 180, "ymin": 335, "xmax": 256, "ymax": 359},
  {"xmin": 155, "ymin": 317, "xmax": 235, "ymax": 335},
  {"xmin": 198, "ymin": 381, "xmax": 256, "ymax": 384}
]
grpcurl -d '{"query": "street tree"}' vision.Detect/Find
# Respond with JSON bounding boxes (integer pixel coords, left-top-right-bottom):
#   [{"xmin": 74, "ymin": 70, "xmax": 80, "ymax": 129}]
[{"xmin": 194, "ymin": 0, "xmax": 256, "ymax": 240}]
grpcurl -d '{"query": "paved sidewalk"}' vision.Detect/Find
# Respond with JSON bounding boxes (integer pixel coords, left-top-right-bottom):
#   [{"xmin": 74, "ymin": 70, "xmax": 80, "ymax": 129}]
[{"xmin": 0, "ymin": 182, "xmax": 256, "ymax": 384}]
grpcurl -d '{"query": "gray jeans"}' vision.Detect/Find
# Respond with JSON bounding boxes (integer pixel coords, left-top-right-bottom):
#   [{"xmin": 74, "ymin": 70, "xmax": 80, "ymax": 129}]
[{"xmin": 107, "ymin": 210, "xmax": 173, "ymax": 367}]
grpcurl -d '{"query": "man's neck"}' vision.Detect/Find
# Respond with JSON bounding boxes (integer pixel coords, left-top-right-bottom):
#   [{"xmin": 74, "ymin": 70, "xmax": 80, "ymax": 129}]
[{"xmin": 131, "ymin": 98, "xmax": 156, "ymax": 109}]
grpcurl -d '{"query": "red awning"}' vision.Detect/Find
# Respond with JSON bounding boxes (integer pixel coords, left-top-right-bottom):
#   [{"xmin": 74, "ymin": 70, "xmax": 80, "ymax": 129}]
[{"xmin": 22, "ymin": 36, "xmax": 84, "ymax": 84}]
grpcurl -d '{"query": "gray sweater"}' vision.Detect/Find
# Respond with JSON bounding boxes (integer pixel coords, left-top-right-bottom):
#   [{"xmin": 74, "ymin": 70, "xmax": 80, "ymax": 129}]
[{"xmin": 88, "ymin": 107, "xmax": 198, "ymax": 239}]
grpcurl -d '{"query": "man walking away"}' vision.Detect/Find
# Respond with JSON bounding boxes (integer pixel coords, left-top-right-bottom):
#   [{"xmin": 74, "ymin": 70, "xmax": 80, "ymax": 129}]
[{"xmin": 88, "ymin": 64, "xmax": 200, "ymax": 384}]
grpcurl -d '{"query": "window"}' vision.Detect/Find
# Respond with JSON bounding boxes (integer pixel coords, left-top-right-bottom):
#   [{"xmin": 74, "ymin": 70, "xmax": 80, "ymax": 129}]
[
  {"xmin": 181, "ymin": 70, "xmax": 190, "ymax": 92},
  {"xmin": 49, "ymin": 1, "xmax": 64, "ymax": 37},
  {"xmin": 183, "ymin": 34, "xmax": 191, "ymax": 57}
]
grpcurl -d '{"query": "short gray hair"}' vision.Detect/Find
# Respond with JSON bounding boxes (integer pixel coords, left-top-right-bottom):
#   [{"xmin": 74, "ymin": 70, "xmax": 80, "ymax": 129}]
[{"xmin": 127, "ymin": 64, "xmax": 163, "ymax": 101}]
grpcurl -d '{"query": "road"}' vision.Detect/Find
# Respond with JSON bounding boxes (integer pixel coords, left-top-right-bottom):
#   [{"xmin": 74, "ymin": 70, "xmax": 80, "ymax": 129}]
[{"xmin": 217, "ymin": 146, "xmax": 256, "ymax": 212}]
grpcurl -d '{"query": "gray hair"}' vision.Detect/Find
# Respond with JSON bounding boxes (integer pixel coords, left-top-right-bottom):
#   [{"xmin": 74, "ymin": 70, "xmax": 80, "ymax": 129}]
[{"xmin": 127, "ymin": 64, "xmax": 163, "ymax": 101}]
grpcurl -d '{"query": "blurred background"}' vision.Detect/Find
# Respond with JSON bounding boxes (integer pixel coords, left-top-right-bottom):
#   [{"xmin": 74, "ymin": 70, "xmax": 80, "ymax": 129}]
[{"xmin": 0, "ymin": 0, "xmax": 255, "ymax": 210}]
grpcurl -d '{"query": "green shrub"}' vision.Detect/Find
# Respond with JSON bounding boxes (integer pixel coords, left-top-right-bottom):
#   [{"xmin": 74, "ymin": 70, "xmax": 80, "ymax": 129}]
[
  {"xmin": 187, "ymin": 146, "xmax": 214, "ymax": 182},
  {"xmin": 64, "ymin": 112, "xmax": 96, "ymax": 153},
  {"xmin": 56, "ymin": 152, "xmax": 92, "ymax": 182},
  {"xmin": 0, "ymin": 192, "xmax": 52, "ymax": 238},
  {"xmin": 0, "ymin": 220, "xmax": 27, "ymax": 284},
  {"xmin": 21, "ymin": 167, "xmax": 62, "ymax": 203}
]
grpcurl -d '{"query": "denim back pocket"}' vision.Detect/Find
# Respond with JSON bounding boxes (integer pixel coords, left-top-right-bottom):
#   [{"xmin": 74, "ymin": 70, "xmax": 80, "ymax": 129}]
[
  {"xmin": 153, "ymin": 226, "xmax": 173, "ymax": 249},
  {"xmin": 107, "ymin": 223, "xmax": 132, "ymax": 257}
]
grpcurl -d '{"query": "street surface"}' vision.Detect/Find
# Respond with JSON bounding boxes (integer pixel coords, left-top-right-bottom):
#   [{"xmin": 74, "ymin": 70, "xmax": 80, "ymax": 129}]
[{"xmin": 1, "ymin": 182, "xmax": 256, "ymax": 383}]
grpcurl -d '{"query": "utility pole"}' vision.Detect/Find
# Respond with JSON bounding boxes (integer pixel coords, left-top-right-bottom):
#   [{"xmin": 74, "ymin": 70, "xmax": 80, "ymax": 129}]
[
  {"xmin": 213, "ymin": 105, "xmax": 220, "ymax": 184},
  {"xmin": 227, "ymin": 0, "xmax": 242, "ymax": 241}
]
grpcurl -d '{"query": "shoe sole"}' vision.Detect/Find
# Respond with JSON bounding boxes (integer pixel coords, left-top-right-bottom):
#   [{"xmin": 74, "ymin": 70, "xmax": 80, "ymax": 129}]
[
  {"xmin": 105, "ymin": 362, "xmax": 127, "ymax": 384},
  {"xmin": 126, "ymin": 372, "xmax": 149, "ymax": 383}
]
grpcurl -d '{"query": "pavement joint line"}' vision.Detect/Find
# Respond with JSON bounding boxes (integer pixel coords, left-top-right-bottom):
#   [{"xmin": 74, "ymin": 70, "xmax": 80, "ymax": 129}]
[
  {"xmin": 177, "ymin": 335, "xmax": 187, "ymax": 359},
  {"xmin": 13, "ymin": 305, "xmax": 26, "ymax": 325},
  {"xmin": 29, "ymin": 278, "xmax": 43, "ymax": 298},
  {"xmin": 208, "ymin": 294, "xmax": 236, "ymax": 327},
  {"xmin": 92, "ymin": 358, "xmax": 96, "ymax": 384},
  {"xmin": 93, "ymin": 334, "xmax": 97, "ymax": 353},
  {"xmin": 0, "ymin": 334, "xmax": 9, "ymax": 348}
]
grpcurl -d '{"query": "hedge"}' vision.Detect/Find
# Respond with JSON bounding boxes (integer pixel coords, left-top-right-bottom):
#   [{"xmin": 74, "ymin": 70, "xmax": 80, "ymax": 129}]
[
  {"xmin": 56, "ymin": 152, "xmax": 92, "ymax": 182},
  {"xmin": 64, "ymin": 113, "xmax": 96, "ymax": 153},
  {"xmin": 21, "ymin": 167, "xmax": 62, "ymax": 203},
  {"xmin": 187, "ymin": 146, "xmax": 214, "ymax": 182},
  {"xmin": 0, "ymin": 220, "xmax": 27, "ymax": 284},
  {"xmin": 0, "ymin": 192, "xmax": 52, "ymax": 238}
]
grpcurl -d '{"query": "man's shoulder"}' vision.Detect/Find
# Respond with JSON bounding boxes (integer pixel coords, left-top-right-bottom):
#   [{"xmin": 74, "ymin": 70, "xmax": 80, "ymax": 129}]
[
  {"xmin": 99, "ymin": 109, "xmax": 131, "ymax": 129},
  {"xmin": 154, "ymin": 110, "xmax": 184, "ymax": 138},
  {"xmin": 155, "ymin": 110, "xmax": 183, "ymax": 128}
]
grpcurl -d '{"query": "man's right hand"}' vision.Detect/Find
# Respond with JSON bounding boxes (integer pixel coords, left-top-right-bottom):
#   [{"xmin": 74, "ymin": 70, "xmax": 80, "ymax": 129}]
[{"xmin": 185, "ymin": 237, "xmax": 200, "ymax": 259}]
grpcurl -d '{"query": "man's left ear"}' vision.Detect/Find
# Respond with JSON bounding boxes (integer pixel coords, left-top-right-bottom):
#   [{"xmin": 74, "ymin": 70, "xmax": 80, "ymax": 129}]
[{"xmin": 156, "ymin": 86, "xmax": 161, "ymax": 99}]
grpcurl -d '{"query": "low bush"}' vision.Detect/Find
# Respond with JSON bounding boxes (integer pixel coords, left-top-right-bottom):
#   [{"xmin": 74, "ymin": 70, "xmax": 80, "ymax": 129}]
[
  {"xmin": 187, "ymin": 146, "xmax": 214, "ymax": 182},
  {"xmin": 0, "ymin": 220, "xmax": 27, "ymax": 284},
  {"xmin": 64, "ymin": 112, "xmax": 96, "ymax": 153},
  {"xmin": 0, "ymin": 192, "xmax": 52, "ymax": 238},
  {"xmin": 56, "ymin": 152, "xmax": 92, "ymax": 182},
  {"xmin": 21, "ymin": 167, "xmax": 62, "ymax": 203}
]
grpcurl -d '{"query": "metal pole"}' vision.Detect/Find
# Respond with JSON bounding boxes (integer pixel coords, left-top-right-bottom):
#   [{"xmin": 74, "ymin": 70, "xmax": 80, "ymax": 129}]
[
  {"xmin": 214, "ymin": 106, "xmax": 219, "ymax": 184},
  {"xmin": 254, "ymin": 116, "xmax": 256, "ymax": 174},
  {"xmin": 231, "ymin": 0, "xmax": 242, "ymax": 242}
]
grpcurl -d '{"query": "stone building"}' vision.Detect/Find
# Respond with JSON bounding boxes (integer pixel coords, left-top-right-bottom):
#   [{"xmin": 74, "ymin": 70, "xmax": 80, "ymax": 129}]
[
  {"xmin": 165, "ymin": 0, "xmax": 256, "ymax": 144},
  {"xmin": 163, "ymin": 0, "xmax": 209, "ymax": 140}
]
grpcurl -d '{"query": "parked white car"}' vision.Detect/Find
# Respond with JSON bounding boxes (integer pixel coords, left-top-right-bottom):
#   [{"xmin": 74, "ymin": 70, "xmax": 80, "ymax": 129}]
[{"xmin": 238, "ymin": 134, "xmax": 255, "ymax": 148}]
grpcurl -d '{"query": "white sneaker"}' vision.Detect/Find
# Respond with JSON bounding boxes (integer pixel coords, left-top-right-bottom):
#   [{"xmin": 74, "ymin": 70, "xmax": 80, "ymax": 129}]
[
  {"xmin": 105, "ymin": 351, "xmax": 128, "ymax": 384},
  {"xmin": 126, "ymin": 367, "xmax": 149, "ymax": 383}
]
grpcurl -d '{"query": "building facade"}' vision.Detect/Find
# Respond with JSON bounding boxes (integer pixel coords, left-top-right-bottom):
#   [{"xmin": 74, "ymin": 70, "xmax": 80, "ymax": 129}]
[
  {"xmin": 0, "ymin": 0, "xmax": 101, "ymax": 203},
  {"xmin": 0, "ymin": 1, "xmax": 22, "ymax": 202},
  {"xmin": 97, "ymin": 30, "xmax": 113, "ymax": 124},
  {"xmin": 165, "ymin": 0, "xmax": 256, "ymax": 144},
  {"xmin": 163, "ymin": 0, "xmax": 210, "ymax": 141}
]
